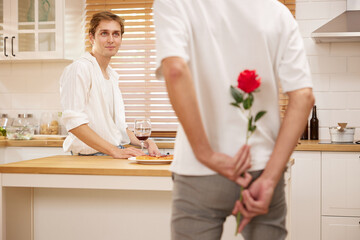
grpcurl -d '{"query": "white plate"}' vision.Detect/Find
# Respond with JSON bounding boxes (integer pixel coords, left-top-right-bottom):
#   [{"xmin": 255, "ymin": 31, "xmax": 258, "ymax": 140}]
[{"xmin": 128, "ymin": 157, "xmax": 172, "ymax": 165}]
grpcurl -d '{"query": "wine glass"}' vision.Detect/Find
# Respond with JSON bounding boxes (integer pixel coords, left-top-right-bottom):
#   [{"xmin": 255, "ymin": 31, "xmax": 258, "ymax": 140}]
[{"xmin": 134, "ymin": 119, "xmax": 151, "ymax": 151}]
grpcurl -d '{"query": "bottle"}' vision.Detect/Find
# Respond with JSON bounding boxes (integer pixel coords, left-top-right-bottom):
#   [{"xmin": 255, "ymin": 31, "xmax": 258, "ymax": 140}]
[
  {"xmin": 310, "ymin": 105, "xmax": 319, "ymax": 140},
  {"xmin": 0, "ymin": 114, "xmax": 10, "ymax": 129},
  {"xmin": 300, "ymin": 120, "xmax": 308, "ymax": 140}
]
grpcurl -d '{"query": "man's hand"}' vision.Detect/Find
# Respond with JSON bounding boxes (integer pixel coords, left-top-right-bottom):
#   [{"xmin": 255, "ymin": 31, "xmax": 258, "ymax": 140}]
[
  {"xmin": 145, "ymin": 139, "xmax": 162, "ymax": 156},
  {"xmin": 111, "ymin": 147, "xmax": 146, "ymax": 159},
  {"xmin": 200, "ymin": 145, "xmax": 252, "ymax": 187},
  {"xmin": 232, "ymin": 175, "xmax": 276, "ymax": 233}
]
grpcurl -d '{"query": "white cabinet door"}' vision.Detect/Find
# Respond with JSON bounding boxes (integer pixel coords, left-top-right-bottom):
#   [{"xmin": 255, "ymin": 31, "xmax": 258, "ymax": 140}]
[
  {"xmin": 1, "ymin": 0, "xmax": 63, "ymax": 60},
  {"xmin": 322, "ymin": 152, "xmax": 360, "ymax": 217},
  {"xmin": 0, "ymin": 0, "xmax": 12, "ymax": 60},
  {"xmin": 322, "ymin": 216, "xmax": 360, "ymax": 240},
  {"xmin": 289, "ymin": 151, "xmax": 321, "ymax": 240}
]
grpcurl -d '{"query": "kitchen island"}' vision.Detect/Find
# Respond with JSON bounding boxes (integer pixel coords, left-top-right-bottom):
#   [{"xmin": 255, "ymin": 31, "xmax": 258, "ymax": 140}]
[
  {"xmin": 0, "ymin": 156, "xmax": 174, "ymax": 240},
  {"xmin": 0, "ymin": 156, "xmax": 242, "ymax": 240}
]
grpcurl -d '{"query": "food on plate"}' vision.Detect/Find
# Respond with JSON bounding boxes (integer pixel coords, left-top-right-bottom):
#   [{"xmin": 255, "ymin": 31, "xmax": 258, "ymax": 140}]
[{"xmin": 136, "ymin": 154, "xmax": 174, "ymax": 160}]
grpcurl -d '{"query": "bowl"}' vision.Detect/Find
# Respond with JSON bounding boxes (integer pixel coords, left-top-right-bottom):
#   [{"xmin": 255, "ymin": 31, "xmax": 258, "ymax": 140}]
[
  {"xmin": 329, "ymin": 127, "xmax": 355, "ymax": 143},
  {"xmin": 6, "ymin": 126, "xmax": 35, "ymax": 140}
]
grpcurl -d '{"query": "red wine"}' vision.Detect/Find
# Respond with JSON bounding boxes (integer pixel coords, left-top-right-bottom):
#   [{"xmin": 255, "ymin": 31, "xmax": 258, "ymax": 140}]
[{"xmin": 137, "ymin": 136, "xmax": 149, "ymax": 141}]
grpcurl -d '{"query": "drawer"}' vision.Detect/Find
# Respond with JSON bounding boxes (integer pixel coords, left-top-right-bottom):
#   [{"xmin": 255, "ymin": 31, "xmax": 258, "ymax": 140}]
[{"xmin": 322, "ymin": 216, "xmax": 360, "ymax": 240}]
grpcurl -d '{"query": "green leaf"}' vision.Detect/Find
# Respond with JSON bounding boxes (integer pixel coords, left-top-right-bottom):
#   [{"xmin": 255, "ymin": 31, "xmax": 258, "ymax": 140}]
[
  {"xmin": 230, "ymin": 86, "xmax": 243, "ymax": 104},
  {"xmin": 247, "ymin": 116, "xmax": 253, "ymax": 132},
  {"xmin": 255, "ymin": 111, "xmax": 267, "ymax": 122},
  {"xmin": 230, "ymin": 102, "xmax": 240, "ymax": 108},
  {"xmin": 251, "ymin": 125, "xmax": 257, "ymax": 132}
]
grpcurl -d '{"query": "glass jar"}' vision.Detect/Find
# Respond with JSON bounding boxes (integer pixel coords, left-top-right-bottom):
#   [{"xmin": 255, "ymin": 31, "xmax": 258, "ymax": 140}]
[
  {"xmin": 40, "ymin": 112, "xmax": 59, "ymax": 135},
  {"xmin": 0, "ymin": 114, "xmax": 11, "ymax": 129},
  {"xmin": 7, "ymin": 114, "xmax": 35, "ymax": 140}
]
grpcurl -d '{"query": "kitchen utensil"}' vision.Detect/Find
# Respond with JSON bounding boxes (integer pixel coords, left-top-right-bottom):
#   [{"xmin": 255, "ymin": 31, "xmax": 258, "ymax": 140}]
[{"xmin": 329, "ymin": 125, "xmax": 355, "ymax": 143}]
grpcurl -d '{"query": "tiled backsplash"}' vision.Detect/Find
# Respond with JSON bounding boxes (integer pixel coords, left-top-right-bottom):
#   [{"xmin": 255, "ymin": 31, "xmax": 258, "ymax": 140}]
[
  {"xmin": 0, "ymin": 61, "xmax": 71, "ymax": 126},
  {"xmin": 1, "ymin": 0, "xmax": 360, "ymax": 140}
]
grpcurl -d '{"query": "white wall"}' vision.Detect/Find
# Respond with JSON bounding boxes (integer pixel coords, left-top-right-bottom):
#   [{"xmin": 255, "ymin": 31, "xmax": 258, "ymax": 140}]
[
  {"xmin": 0, "ymin": 61, "xmax": 71, "ymax": 123},
  {"xmin": 1, "ymin": 0, "xmax": 360, "ymax": 140},
  {"xmin": 297, "ymin": 0, "xmax": 360, "ymax": 139}
]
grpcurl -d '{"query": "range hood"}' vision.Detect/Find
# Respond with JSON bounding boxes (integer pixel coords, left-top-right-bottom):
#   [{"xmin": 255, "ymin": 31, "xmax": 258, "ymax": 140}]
[{"xmin": 312, "ymin": 0, "xmax": 360, "ymax": 43}]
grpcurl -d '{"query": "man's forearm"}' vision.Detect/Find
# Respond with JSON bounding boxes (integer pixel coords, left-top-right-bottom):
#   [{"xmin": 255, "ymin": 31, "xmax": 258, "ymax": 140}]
[
  {"xmin": 69, "ymin": 124, "xmax": 118, "ymax": 155},
  {"xmin": 162, "ymin": 57, "xmax": 213, "ymax": 161},
  {"xmin": 262, "ymin": 88, "xmax": 315, "ymax": 184}
]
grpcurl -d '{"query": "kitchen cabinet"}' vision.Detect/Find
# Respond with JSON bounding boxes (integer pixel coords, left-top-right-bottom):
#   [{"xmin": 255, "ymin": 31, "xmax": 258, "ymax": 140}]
[
  {"xmin": 322, "ymin": 152, "xmax": 360, "ymax": 240},
  {"xmin": 289, "ymin": 151, "xmax": 321, "ymax": 240},
  {"xmin": 322, "ymin": 152, "xmax": 360, "ymax": 217},
  {"xmin": 0, "ymin": 0, "xmax": 84, "ymax": 61},
  {"xmin": 322, "ymin": 217, "xmax": 360, "ymax": 240}
]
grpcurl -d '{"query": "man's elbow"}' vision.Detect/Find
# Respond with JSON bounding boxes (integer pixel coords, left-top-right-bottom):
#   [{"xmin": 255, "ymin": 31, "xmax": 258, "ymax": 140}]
[{"xmin": 162, "ymin": 57, "xmax": 187, "ymax": 82}]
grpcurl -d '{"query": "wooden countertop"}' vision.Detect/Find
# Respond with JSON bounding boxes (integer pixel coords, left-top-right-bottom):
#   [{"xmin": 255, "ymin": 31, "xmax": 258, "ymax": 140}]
[
  {"xmin": 0, "ymin": 155, "xmax": 171, "ymax": 176},
  {"xmin": 296, "ymin": 140, "xmax": 360, "ymax": 152},
  {"xmin": 1, "ymin": 139, "xmax": 360, "ymax": 151}
]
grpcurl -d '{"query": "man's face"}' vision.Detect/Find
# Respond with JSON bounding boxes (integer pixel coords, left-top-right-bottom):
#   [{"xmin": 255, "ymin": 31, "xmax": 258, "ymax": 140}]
[{"xmin": 90, "ymin": 20, "xmax": 122, "ymax": 58}]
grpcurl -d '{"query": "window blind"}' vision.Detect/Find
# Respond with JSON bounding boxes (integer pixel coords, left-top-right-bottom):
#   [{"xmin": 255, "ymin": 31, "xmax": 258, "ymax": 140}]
[
  {"xmin": 85, "ymin": 0, "xmax": 177, "ymax": 134},
  {"xmin": 85, "ymin": 0, "xmax": 296, "ymax": 134}
]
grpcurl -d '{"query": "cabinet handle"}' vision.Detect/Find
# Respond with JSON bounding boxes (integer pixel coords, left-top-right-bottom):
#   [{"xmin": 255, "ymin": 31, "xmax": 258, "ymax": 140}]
[
  {"xmin": 4, "ymin": 36, "xmax": 8, "ymax": 57},
  {"xmin": 11, "ymin": 36, "xmax": 15, "ymax": 57}
]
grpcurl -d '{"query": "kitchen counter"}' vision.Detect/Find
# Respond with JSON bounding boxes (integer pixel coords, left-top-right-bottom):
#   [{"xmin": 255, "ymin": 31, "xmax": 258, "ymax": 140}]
[
  {"xmin": 0, "ymin": 139, "xmax": 174, "ymax": 148},
  {"xmin": 1, "ymin": 139, "xmax": 360, "ymax": 152},
  {"xmin": 0, "ymin": 155, "xmax": 174, "ymax": 240},
  {"xmin": 296, "ymin": 140, "xmax": 360, "ymax": 152},
  {"xmin": 0, "ymin": 155, "xmax": 171, "ymax": 176}
]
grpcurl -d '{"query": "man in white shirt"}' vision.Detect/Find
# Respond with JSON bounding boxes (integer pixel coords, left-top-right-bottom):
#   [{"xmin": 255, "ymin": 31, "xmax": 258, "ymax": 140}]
[
  {"xmin": 60, "ymin": 11, "xmax": 160, "ymax": 158},
  {"xmin": 154, "ymin": 0, "xmax": 315, "ymax": 239}
]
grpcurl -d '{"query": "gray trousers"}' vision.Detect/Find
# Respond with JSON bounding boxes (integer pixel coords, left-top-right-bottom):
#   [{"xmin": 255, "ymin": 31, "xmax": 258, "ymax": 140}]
[{"xmin": 171, "ymin": 171, "xmax": 287, "ymax": 240}]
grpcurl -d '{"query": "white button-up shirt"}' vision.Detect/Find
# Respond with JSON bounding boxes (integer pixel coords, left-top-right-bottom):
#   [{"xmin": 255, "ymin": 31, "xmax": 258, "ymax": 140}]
[{"xmin": 60, "ymin": 52, "xmax": 129, "ymax": 154}]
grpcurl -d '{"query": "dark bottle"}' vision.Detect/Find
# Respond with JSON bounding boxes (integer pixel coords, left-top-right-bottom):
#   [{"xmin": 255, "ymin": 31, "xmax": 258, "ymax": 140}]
[
  {"xmin": 310, "ymin": 105, "xmax": 319, "ymax": 140},
  {"xmin": 300, "ymin": 120, "xmax": 309, "ymax": 140}
]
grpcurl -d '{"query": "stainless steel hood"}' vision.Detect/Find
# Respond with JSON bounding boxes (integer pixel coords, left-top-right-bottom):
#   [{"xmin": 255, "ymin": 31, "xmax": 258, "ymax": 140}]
[{"xmin": 311, "ymin": 0, "xmax": 360, "ymax": 43}]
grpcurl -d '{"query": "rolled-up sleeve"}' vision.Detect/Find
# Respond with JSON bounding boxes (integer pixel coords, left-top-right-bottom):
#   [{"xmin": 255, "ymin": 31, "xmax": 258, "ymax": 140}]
[{"xmin": 60, "ymin": 62, "xmax": 91, "ymax": 131}]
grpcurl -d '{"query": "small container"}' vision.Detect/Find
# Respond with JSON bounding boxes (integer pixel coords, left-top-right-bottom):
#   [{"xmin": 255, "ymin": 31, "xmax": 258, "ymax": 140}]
[
  {"xmin": 329, "ymin": 126, "xmax": 355, "ymax": 143},
  {"xmin": 0, "ymin": 114, "xmax": 11, "ymax": 129},
  {"xmin": 40, "ymin": 112, "xmax": 59, "ymax": 135},
  {"xmin": 7, "ymin": 114, "xmax": 35, "ymax": 140}
]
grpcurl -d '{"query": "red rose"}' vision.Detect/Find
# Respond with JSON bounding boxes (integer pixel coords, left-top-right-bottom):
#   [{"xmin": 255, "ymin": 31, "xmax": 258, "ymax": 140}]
[{"xmin": 237, "ymin": 70, "xmax": 261, "ymax": 93}]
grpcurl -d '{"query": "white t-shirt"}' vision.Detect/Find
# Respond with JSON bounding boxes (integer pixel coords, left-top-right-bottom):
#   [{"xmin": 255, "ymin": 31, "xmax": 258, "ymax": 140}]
[
  {"xmin": 60, "ymin": 52, "xmax": 129, "ymax": 154},
  {"xmin": 154, "ymin": 0, "xmax": 313, "ymax": 175}
]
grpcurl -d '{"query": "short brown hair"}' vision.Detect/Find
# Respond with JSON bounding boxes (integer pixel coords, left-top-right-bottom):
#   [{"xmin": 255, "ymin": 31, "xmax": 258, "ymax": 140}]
[{"xmin": 89, "ymin": 11, "xmax": 125, "ymax": 37}]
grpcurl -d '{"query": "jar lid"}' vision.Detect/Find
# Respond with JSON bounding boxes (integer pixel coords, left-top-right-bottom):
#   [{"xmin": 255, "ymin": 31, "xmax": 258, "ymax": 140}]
[{"xmin": 17, "ymin": 114, "xmax": 33, "ymax": 118}]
